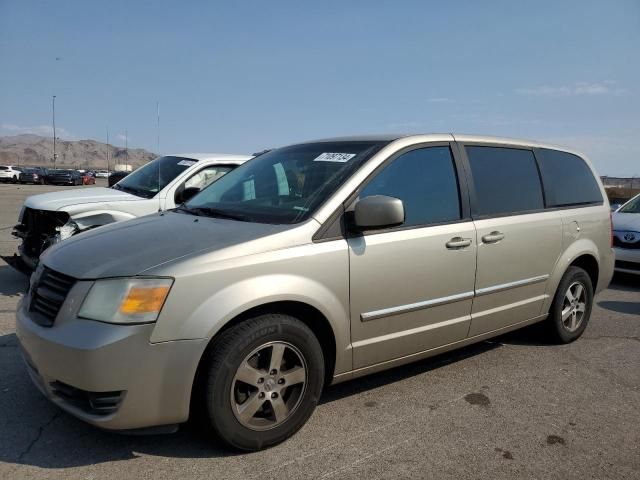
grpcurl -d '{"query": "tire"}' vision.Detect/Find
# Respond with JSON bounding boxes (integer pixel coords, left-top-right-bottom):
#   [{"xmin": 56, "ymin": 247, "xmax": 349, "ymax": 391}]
[
  {"xmin": 545, "ymin": 266, "xmax": 594, "ymax": 343},
  {"xmin": 203, "ymin": 314, "xmax": 325, "ymax": 451},
  {"xmin": 12, "ymin": 175, "xmax": 17, "ymax": 183}
]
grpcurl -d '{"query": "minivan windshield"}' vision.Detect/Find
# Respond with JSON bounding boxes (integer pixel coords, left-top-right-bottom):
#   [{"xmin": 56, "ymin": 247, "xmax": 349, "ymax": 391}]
[
  {"xmin": 619, "ymin": 195, "xmax": 640, "ymax": 214},
  {"xmin": 182, "ymin": 141, "xmax": 387, "ymax": 224},
  {"xmin": 113, "ymin": 156, "xmax": 198, "ymax": 198}
]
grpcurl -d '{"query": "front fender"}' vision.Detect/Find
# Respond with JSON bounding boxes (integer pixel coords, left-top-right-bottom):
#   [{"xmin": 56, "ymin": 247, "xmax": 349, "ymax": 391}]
[
  {"xmin": 152, "ymin": 273, "xmax": 348, "ymax": 340},
  {"xmin": 150, "ymin": 241, "xmax": 352, "ymax": 375}
]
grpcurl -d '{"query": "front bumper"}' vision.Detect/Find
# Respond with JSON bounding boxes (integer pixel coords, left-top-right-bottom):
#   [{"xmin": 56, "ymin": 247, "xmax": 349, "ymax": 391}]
[
  {"xmin": 18, "ymin": 243, "xmax": 38, "ymax": 270},
  {"xmin": 614, "ymin": 247, "xmax": 640, "ymax": 274},
  {"xmin": 16, "ymin": 293, "xmax": 207, "ymax": 430}
]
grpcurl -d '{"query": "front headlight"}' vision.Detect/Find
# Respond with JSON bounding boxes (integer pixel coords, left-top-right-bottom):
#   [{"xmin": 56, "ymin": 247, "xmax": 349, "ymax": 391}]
[
  {"xmin": 53, "ymin": 219, "xmax": 79, "ymax": 243},
  {"xmin": 78, "ymin": 277, "xmax": 173, "ymax": 324}
]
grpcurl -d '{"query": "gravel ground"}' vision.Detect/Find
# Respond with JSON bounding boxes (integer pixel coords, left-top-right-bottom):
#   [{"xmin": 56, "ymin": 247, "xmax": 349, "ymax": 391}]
[{"xmin": 0, "ymin": 181, "xmax": 638, "ymax": 479}]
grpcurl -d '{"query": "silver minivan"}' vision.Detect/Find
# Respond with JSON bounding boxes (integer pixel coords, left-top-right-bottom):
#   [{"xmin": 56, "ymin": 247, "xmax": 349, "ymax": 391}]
[{"xmin": 16, "ymin": 134, "xmax": 614, "ymax": 450}]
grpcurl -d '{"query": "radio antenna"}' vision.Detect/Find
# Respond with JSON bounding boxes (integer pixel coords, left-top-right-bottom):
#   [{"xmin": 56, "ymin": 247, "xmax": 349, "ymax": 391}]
[{"xmin": 157, "ymin": 102, "xmax": 162, "ymax": 212}]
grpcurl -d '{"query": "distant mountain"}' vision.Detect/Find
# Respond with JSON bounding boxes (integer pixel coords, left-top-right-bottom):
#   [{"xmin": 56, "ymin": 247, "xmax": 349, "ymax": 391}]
[{"xmin": 0, "ymin": 134, "xmax": 157, "ymax": 170}]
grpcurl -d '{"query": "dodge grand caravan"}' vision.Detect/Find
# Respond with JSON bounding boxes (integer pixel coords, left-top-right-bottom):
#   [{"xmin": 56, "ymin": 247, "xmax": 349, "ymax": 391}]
[{"xmin": 16, "ymin": 134, "xmax": 614, "ymax": 451}]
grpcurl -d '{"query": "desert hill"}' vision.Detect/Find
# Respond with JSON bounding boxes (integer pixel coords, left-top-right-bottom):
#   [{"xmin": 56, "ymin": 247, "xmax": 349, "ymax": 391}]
[{"xmin": 0, "ymin": 134, "xmax": 156, "ymax": 170}]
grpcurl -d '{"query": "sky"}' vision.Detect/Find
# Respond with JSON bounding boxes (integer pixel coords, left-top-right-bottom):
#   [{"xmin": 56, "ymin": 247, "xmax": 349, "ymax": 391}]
[{"xmin": 1, "ymin": 0, "xmax": 639, "ymax": 176}]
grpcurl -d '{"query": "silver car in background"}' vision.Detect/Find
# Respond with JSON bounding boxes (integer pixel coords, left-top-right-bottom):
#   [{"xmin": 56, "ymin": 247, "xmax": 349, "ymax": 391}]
[
  {"xmin": 16, "ymin": 134, "xmax": 614, "ymax": 451},
  {"xmin": 612, "ymin": 193, "xmax": 640, "ymax": 274}
]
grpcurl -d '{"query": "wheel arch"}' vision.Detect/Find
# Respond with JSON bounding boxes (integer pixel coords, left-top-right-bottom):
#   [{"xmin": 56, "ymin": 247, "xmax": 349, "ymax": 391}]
[
  {"xmin": 543, "ymin": 239, "xmax": 602, "ymax": 313},
  {"xmin": 569, "ymin": 254, "xmax": 599, "ymax": 290},
  {"xmin": 188, "ymin": 300, "xmax": 339, "ymax": 422}
]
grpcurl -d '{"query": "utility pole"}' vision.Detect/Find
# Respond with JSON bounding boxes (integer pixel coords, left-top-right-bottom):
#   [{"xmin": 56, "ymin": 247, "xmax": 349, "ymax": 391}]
[
  {"xmin": 52, "ymin": 95, "xmax": 57, "ymax": 169},
  {"xmin": 106, "ymin": 127, "xmax": 110, "ymax": 173},
  {"xmin": 156, "ymin": 101, "xmax": 160, "ymax": 155},
  {"xmin": 125, "ymin": 129, "xmax": 129, "ymax": 170}
]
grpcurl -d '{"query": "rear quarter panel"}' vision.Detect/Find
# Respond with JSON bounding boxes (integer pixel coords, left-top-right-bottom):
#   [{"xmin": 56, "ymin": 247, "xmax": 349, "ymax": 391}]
[{"xmin": 542, "ymin": 206, "xmax": 614, "ymax": 313}]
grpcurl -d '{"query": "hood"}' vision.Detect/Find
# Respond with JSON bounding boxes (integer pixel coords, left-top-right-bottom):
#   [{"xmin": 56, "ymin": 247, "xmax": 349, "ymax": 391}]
[
  {"xmin": 41, "ymin": 211, "xmax": 293, "ymax": 279},
  {"xmin": 24, "ymin": 187, "xmax": 139, "ymax": 211},
  {"xmin": 612, "ymin": 211, "xmax": 640, "ymax": 232}
]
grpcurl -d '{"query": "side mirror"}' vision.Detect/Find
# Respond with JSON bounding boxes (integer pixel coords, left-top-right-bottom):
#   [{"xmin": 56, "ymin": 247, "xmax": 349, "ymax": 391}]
[
  {"xmin": 353, "ymin": 195, "xmax": 404, "ymax": 230},
  {"xmin": 176, "ymin": 186, "xmax": 201, "ymax": 204}
]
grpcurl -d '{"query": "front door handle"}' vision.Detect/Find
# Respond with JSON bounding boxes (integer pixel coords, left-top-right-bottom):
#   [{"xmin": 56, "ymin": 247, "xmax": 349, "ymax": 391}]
[
  {"xmin": 482, "ymin": 231, "xmax": 505, "ymax": 244},
  {"xmin": 446, "ymin": 237, "xmax": 472, "ymax": 249}
]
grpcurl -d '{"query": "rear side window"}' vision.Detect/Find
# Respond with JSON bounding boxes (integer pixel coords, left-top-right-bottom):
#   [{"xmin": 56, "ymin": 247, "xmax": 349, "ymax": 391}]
[
  {"xmin": 536, "ymin": 149, "xmax": 602, "ymax": 207},
  {"xmin": 359, "ymin": 146, "xmax": 461, "ymax": 227},
  {"xmin": 466, "ymin": 146, "xmax": 544, "ymax": 217}
]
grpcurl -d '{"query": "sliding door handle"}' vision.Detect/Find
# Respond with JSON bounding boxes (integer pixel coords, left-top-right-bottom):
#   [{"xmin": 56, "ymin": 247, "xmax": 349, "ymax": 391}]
[
  {"xmin": 482, "ymin": 231, "xmax": 505, "ymax": 244},
  {"xmin": 446, "ymin": 237, "xmax": 472, "ymax": 249}
]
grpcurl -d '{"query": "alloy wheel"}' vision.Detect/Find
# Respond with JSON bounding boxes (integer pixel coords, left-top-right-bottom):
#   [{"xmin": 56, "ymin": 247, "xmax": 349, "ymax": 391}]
[
  {"xmin": 561, "ymin": 281, "xmax": 587, "ymax": 332},
  {"xmin": 230, "ymin": 341, "xmax": 307, "ymax": 431}
]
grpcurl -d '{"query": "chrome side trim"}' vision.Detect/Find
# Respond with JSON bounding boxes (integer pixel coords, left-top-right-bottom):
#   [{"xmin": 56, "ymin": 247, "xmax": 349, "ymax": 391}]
[
  {"xmin": 475, "ymin": 274, "xmax": 549, "ymax": 297},
  {"xmin": 353, "ymin": 314, "xmax": 471, "ymax": 348},
  {"xmin": 360, "ymin": 291, "xmax": 474, "ymax": 322}
]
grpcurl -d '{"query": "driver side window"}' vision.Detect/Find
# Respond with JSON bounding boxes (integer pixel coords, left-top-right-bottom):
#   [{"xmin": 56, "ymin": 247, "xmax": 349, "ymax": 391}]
[{"xmin": 359, "ymin": 146, "xmax": 462, "ymax": 227}]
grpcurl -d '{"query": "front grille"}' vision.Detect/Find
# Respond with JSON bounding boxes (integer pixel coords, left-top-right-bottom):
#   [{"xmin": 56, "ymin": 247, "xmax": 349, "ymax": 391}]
[
  {"xmin": 29, "ymin": 267, "xmax": 76, "ymax": 327},
  {"xmin": 615, "ymin": 260, "xmax": 640, "ymax": 272},
  {"xmin": 613, "ymin": 236, "xmax": 640, "ymax": 250},
  {"xmin": 17, "ymin": 208, "xmax": 70, "ymax": 260},
  {"xmin": 50, "ymin": 381, "xmax": 125, "ymax": 416}
]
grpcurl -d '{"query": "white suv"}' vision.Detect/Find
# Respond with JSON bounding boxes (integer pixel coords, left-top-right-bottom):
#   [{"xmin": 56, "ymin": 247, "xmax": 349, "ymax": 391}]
[
  {"xmin": 0, "ymin": 165, "xmax": 22, "ymax": 182},
  {"xmin": 13, "ymin": 153, "xmax": 251, "ymax": 268}
]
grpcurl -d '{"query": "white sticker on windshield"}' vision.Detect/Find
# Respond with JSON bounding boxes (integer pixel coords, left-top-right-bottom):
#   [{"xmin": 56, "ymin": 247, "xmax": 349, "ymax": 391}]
[
  {"xmin": 313, "ymin": 152, "xmax": 357, "ymax": 163},
  {"xmin": 177, "ymin": 160, "xmax": 197, "ymax": 167}
]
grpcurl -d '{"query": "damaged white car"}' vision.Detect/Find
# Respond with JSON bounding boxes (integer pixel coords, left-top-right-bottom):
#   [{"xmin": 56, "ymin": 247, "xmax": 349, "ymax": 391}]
[{"xmin": 13, "ymin": 153, "xmax": 251, "ymax": 268}]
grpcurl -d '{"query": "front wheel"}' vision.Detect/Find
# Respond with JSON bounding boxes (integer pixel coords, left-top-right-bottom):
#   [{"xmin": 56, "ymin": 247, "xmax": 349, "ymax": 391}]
[
  {"xmin": 203, "ymin": 314, "xmax": 325, "ymax": 451},
  {"xmin": 545, "ymin": 266, "xmax": 594, "ymax": 343}
]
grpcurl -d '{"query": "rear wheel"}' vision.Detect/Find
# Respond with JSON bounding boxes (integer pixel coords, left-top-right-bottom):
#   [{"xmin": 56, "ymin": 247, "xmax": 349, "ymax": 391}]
[
  {"xmin": 545, "ymin": 266, "xmax": 594, "ymax": 343},
  {"xmin": 203, "ymin": 314, "xmax": 324, "ymax": 451}
]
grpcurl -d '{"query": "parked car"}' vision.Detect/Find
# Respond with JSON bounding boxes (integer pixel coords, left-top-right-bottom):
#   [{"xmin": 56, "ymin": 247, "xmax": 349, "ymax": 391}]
[
  {"xmin": 19, "ymin": 167, "xmax": 49, "ymax": 185},
  {"xmin": 13, "ymin": 153, "xmax": 250, "ymax": 268},
  {"xmin": 612, "ymin": 193, "xmax": 640, "ymax": 274},
  {"xmin": 0, "ymin": 165, "xmax": 22, "ymax": 183},
  {"xmin": 94, "ymin": 170, "xmax": 109, "ymax": 178},
  {"xmin": 80, "ymin": 171, "xmax": 96, "ymax": 185},
  {"xmin": 47, "ymin": 169, "xmax": 84, "ymax": 186},
  {"xmin": 15, "ymin": 134, "xmax": 614, "ymax": 450},
  {"xmin": 108, "ymin": 170, "xmax": 130, "ymax": 187}
]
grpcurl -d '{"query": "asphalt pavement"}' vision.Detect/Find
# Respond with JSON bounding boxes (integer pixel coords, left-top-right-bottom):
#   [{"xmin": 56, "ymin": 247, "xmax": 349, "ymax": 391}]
[{"xmin": 0, "ymin": 181, "xmax": 638, "ymax": 479}]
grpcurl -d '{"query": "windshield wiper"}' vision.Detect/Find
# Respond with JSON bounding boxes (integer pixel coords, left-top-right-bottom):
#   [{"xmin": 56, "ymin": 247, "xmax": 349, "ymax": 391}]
[{"xmin": 185, "ymin": 206, "xmax": 251, "ymax": 222}]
